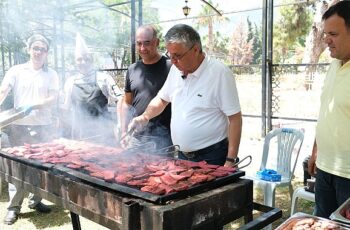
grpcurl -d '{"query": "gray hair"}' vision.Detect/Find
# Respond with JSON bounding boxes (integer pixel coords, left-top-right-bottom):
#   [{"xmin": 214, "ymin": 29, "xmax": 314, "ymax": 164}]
[
  {"xmin": 27, "ymin": 34, "xmax": 50, "ymax": 50},
  {"xmin": 164, "ymin": 24, "xmax": 202, "ymax": 52}
]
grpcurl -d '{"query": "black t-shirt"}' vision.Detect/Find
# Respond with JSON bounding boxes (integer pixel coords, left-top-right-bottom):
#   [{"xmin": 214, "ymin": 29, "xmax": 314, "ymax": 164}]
[{"xmin": 125, "ymin": 56, "xmax": 172, "ymax": 130}]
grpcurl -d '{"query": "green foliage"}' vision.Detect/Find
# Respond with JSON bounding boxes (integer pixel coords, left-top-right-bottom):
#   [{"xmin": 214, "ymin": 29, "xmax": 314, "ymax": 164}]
[
  {"xmin": 247, "ymin": 18, "xmax": 262, "ymax": 64},
  {"xmin": 273, "ymin": 1, "xmax": 313, "ymax": 63},
  {"xmin": 194, "ymin": 0, "xmax": 230, "ymax": 58},
  {"xmin": 0, "ymin": 0, "xmax": 162, "ymax": 73}
]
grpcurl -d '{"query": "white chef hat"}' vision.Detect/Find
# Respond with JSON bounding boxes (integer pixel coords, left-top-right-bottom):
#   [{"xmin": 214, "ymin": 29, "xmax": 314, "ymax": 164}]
[{"xmin": 75, "ymin": 33, "xmax": 90, "ymax": 59}]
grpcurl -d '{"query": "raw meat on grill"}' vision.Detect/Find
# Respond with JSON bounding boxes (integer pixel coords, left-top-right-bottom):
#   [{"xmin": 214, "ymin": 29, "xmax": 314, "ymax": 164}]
[{"xmin": 3, "ymin": 138, "xmax": 239, "ymax": 196}]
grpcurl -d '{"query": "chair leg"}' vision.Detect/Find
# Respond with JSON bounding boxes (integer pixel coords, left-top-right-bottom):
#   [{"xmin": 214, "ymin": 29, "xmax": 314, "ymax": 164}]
[
  {"xmin": 291, "ymin": 195, "xmax": 298, "ymax": 215},
  {"xmin": 263, "ymin": 183, "xmax": 276, "ymax": 207},
  {"xmin": 263, "ymin": 184, "xmax": 276, "ymax": 230},
  {"xmin": 289, "ymin": 184, "xmax": 293, "ymax": 201}
]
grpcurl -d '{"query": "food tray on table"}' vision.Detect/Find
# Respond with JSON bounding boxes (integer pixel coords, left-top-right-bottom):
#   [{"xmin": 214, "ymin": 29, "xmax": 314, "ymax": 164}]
[
  {"xmin": 276, "ymin": 212, "xmax": 350, "ymax": 230},
  {"xmin": 330, "ymin": 197, "xmax": 350, "ymax": 225}
]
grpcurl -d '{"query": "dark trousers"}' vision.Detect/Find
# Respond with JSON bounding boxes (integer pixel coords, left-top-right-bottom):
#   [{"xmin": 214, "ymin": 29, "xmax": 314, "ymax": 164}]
[
  {"xmin": 315, "ymin": 168, "xmax": 350, "ymax": 218},
  {"xmin": 178, "ymin": 138, "xmax": 228, "ymax": 166}
]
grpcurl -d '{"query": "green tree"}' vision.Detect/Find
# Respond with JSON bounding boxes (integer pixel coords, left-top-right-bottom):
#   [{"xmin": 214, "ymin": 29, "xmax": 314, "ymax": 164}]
[
  {"xmin": 273, "ymin": 0, "xmax": 313, "ymax": 63},
  {"xmin": 247, "ymin": 18, "xmax": 262, "ymax": 64},
  {"xmin": 195, "ymin": 0, "xmax": 229, "ymax": 56}
]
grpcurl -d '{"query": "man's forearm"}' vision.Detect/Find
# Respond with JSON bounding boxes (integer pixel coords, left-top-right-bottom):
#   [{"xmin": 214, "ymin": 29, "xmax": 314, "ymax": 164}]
[
  {"xmin": 142, "ymin": 97, "xmax": 168, "ymax": 121},
  {"xmin": 227, "ymin": 112, "xmax": 242, "ymax": 159}
]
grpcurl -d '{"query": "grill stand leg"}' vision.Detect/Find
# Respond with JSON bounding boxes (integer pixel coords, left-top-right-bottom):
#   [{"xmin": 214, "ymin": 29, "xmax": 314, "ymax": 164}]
[{"xmin": 70, "ymin": 212, "xmax": 81, "ymax": 230}]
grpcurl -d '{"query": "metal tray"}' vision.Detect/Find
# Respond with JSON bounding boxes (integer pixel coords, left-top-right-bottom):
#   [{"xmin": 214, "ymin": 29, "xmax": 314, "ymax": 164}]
[
  {"xmin": 52, "ymin": 163, "xmax": 245, "ymax": 204},
  {"xmin": 0, "ymin": 107, "xmax": 29, "ymax": 128},
  {"xmin": 276, "ymin": 212, "xmax": 350, "ymax": 230},
  {"xmin": 331, "ymin": 197, "xmax": 350, "ymax": 225}
]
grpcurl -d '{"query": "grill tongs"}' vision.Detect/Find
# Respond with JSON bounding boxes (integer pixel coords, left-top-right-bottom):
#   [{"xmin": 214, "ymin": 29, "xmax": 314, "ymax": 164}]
[{"xmin": 119, "ymin": 127, "xmax": 136, "ymax": 148}]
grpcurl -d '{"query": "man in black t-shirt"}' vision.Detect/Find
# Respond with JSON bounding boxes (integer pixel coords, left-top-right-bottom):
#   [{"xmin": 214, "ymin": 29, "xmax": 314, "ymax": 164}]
[{"xmin": 121, "ymin": 25, "xmax": 172, "ymax": 150}]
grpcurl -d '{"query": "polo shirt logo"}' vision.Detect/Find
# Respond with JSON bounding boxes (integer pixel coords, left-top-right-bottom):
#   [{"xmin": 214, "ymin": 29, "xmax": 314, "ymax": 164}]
[{"xmin": 197, "ymin": 94, "xmax": 202, "ymax": 97}]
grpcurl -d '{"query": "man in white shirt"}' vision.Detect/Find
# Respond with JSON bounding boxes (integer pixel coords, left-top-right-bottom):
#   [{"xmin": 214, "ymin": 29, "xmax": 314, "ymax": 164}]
[
  {"xmin": 0, "ymin": 34, "xmax": 58, "ymax": 225},
  {"xmin": 63, "ymin": 33, "xmax": 122, "ymax": 143},
  {"xmin": 129, "ymin": 24, "xmax": 242, "ymax": 167}
]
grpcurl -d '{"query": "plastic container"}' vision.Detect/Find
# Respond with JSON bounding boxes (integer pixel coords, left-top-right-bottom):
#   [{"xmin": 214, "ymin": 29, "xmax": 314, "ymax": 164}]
[
  {"xmin": 330, "ymin": 197, "xmax": 350, "ymax": 225},
  {"xmin": 256, "ymin": 169, "xmax": 281, "ymax": 182}
]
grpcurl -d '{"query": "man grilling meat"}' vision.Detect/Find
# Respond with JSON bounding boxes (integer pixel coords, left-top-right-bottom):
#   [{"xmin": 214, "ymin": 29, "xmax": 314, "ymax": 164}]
[
  {"xmin": 128, "ymin": 24, "xmax": 242, "ymax": 167},
  {"xmin": 120, "ymin": 25, "xmax": 172, "ymax": 150},
  {"xmin": 62, "ymin": 33, "xmax": 122, "ymax": 144},
  {"xmin": 0, "ymin": 34, "xmax": 58, "ymax": 225}
]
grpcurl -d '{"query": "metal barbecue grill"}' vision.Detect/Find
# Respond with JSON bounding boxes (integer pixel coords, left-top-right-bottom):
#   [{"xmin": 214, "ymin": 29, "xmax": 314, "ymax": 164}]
[{"xmin": 0, "ymin": 140, "xmax": 282, "ymax": 230}]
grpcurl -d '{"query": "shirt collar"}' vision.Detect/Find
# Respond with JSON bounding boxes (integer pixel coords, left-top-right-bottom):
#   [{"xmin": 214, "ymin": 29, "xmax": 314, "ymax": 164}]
[{"xmin": 187, "ymin": 54, "xmax": 208, "ymax": 79}]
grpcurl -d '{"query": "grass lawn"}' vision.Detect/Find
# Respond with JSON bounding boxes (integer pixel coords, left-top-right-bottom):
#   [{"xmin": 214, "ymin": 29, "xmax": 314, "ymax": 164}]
[
  {"xmin": 0, "ymin": 178, "xmax": 315, "ymax": 230},
  {"xmin": 0, "ymin": 183, "xmax": 108, "ymax": 230}
]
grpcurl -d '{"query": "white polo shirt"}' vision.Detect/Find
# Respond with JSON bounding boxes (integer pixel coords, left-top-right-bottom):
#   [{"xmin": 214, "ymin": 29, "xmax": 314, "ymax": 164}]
[
  {"xmin": 1, "ymin": 62, "xmax": 59, "ymax": 125},
  {"xmin": 158, "ymin": 55, "xmax": 241, "ymax": 152}
]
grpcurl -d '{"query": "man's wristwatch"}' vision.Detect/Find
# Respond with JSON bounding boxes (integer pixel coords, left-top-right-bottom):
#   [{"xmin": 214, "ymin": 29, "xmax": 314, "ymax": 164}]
[{"xmin": 226, "ymin": 157, "xmax": 239, "ymax": 164}]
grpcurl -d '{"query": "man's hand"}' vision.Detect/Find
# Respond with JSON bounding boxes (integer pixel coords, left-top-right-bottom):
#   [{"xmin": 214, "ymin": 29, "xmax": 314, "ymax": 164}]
[
  {"xmin": 128, "ymin": 115, "xmax": 149, "ymax": 133},
  {"xmin": 308, "ymin": 156, "xmax": 317, "ymax": 177}
]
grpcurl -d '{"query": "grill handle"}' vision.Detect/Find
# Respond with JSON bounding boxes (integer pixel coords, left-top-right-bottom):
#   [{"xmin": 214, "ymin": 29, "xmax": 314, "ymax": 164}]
[{"xmin": 234, "ymin": 155, "xmax": 252, "ymax": 170}]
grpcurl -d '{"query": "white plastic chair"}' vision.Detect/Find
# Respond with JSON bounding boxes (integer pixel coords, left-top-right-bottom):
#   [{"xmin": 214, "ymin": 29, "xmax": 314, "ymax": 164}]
[
  {"xmin": 249, "ymin": 128, "xmax": 304, "ymax": 208},
  {"xmin": 290, "ymin": 187, "xmax": 315, "ymax": 215}
]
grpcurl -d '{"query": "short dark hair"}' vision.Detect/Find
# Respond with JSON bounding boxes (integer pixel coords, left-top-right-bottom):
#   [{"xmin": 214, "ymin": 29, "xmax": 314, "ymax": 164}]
[
  {"xmin": 27, "ymin": 34, "xmax": 50, "ymax": 50},
  {"xmin": 164, "ymin": 24, "xmax": 202, "ymax": 52},
  {"xmin": 322, "ymin": 1, "xmax": 350, "ymax": 30}
]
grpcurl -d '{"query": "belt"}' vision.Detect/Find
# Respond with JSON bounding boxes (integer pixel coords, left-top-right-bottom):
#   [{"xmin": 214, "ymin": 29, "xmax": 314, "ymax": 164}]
[{"xmin": 181, "ymin": 138, "xmax": 228, "ymax": 159}]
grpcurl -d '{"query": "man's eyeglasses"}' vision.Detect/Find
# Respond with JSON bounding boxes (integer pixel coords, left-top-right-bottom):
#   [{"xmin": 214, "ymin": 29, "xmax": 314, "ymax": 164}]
[
  {"xmin": 165, "ymin": 44, "xmax": 195, "ymax": 61},
  {"xmin": 32, "ymin": 46, "xmax": 47, "ymax": 53}
]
